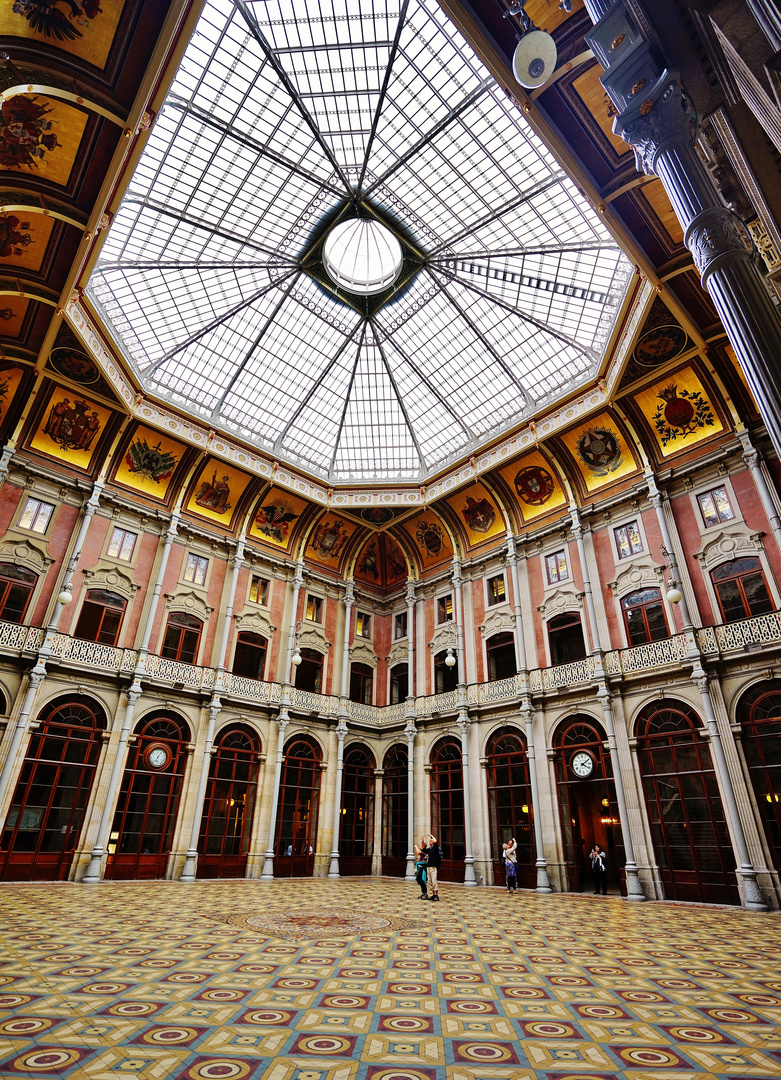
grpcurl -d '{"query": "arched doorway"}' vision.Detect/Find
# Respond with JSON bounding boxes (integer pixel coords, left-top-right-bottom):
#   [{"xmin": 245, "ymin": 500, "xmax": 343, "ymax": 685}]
[
  {"xmin": 737, "ymin": 681, "xmax": 781, "ymax": 875},
  {"xmin": 486, "ymin": 727, "xmax": 535, "ymax": 888},
  {"xmin": 0, "ymin": 698, "xmax": 106, "ymax": 881},
  {"xmin": 382, "ymin": 743, "xmax": 408, "ymax": 876},
  {"xmin": 197, "ymin": 724, "xmax": 260, "ymax": 879},
  {"xmin": 430, "ymin": 737, "xmax": 465, "ymax": 882},
  {"xmin": 275, "ymin": 735, "xmax": 321, "ymax": 877},
  {"xmin": 553, "ymin": 716, "xmax": 624, "ymax": 894},
  {"xmin": 106, "ymin": 713, "xmax": 191, "ymax": 880},
  {"xmin": 340, "ymin": 744, "xmax": 375, "ymax": 876},
  {"xmin": 635, "ymin": 699, "xmax": 739, "ymax": 905}
]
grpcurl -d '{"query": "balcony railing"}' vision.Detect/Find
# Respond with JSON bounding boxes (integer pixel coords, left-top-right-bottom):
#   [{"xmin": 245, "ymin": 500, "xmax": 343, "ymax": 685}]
[{"xmin": 2, "ymin": 608, "xmax": 781, "ymax": 725}]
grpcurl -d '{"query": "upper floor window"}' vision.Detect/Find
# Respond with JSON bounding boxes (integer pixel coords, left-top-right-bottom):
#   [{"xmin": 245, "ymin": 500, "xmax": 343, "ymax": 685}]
[
  {"xmin": 295, "ymin": 647, "xmax": 323, "ymax": 693},
  {"xmin": 107, "ymin": 526, "xmax": 137, "ymax": 561},
  {"xmin": 546, "ymin": 550, "xmax": 568, "ymax": 584},
  {"xmin": 711, "ymin": 558, "xmax": 773, "ymax": 622},
  {"xmin": 486, "ymin": 574, "xmax": 506, "ymax": 606},
  {"xmin": 184, "ymin": 553, "xmax": 208, "ymax": 586},
  {"xmin": 350, "ymin": 662, "xmax": 373, "ymax": 704},
  {"xmin": 249, "ymin": 575, "xmax": 269, "ymax": 604},
  {"xmin": 547, "ymin": 611, "xmax": 587, "ymax": 666},
  {"xmin": 355, "ymin": 611, "xmax": 372, "ymax": 638},
  {"xmin": 394, "ymin": 611, "xmax": 407, "ymax": 639},
  {"xmin": 233, "ymin": 631, "xmax": 267, "ymax": 680},
  {"xmin": 486, "ymin": 632, "xmax": 516, "ymax": 681},
  {"xmin": 74, "ymin": 589, "xmax": 126, "ymax": 647},
  {"xmin": 698, "ymin": 486, "xmax": 735, "ymax": 528},
  {"xmin": 390, "ymin": 662, "xmax": 409, "ymax": 704},
  {"xmin": 434, "ymin": 650, "xmax": 458, "ymax": 694},
  {"xmin": 621, "ymin": 588, "xmax": 669, "ymax": 647},
  {"xmin": 615, "ymin": 521, "xmax": 643, "ymax": 559},
  {"xmin": 18, "ymin": 497, "xmax": 54, "ymax": 534},
  {"xmin": 306, "ymin": 594, "xmax": 322, "ymax": 622},
  {"xmin": 437, "ymin": 594, "xmax": 453, "ymax": 624},
  {"xmin": 161, "ymin": 611, "xmax": 203, "ymax": 665},
  {"xmin": 0, "ymin": 564, "xmax": 37, "ymax": 624}
]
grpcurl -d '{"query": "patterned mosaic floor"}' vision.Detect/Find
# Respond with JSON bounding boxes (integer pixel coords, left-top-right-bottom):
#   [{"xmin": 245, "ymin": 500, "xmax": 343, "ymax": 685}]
[{"xmin": 0, "ymin": 878, "xmax": 780, "ymax": 1080}]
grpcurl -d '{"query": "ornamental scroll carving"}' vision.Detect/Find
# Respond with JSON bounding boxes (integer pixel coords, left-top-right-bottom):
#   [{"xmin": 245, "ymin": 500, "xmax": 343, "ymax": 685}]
[
  {"xmin": 615, "ymin": 72, "xmax": 697, "ymax": 176},
  {"xmin": 537, "ymin": 584, "xmax": 582, "ymax": 620},
  {"xmin": 694, "ymin": 524, "xmax": 764, "ymax": 571},
  {"xmin": 685, "ymin": 207, "xmax": 753, "ymax": 284},
  {"xmin": 479, "ymin": 610, "xmax": 515, "ymax": 640}
]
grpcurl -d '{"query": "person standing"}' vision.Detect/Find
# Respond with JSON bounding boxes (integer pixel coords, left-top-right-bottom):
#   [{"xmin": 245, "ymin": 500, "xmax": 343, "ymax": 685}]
[
  {"xmin": 504, "ymin": 837, "xmax": 518, "ymax": 893},
  {"xmin": 590, "ymin": 844, "xmax": 608, "ymax": 895},
  {"xmin": 425, "ymin": 834, "xmax": 441, "ymax": 902},
  {"xmin": 414, "ymin": 835, "xmax": 428, "ymax": 900}
]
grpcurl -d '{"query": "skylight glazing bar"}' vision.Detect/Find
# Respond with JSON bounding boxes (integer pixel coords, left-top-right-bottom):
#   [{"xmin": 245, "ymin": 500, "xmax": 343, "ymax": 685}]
[
  {"xmin": 122, "ymin": 197, "xmax": 289, "ymax": 261},
  {"xmin": 329, "ymin": 322, "xmax": 369, "ymax": 479},
  {"xmin": 371, "ymin": 316, "xmax": 424, "ymax": 470},
  {"xmin": 356, "ymin": 0, "xmax": 410, "ymax": 195}
]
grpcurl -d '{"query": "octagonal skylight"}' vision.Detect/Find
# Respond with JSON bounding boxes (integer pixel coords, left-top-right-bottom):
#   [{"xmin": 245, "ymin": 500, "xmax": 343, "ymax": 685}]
[
  {"xmin": 323, "ymin": 219, "xmax": 404, "ymax": 295},
  {"xmin": 88, "ymin": 0, "xmax": 631, "ymax": 483}
]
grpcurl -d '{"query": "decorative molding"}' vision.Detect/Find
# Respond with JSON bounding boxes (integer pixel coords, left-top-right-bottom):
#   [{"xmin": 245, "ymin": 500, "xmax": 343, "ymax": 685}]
[
  {"xmin": 387, "ymin": 641, "xmax": 408, "ymax": 666},
  {"xmin": 537, "ymin": 584, "xmax": 583, "ymax": 620},
  {"xmin": 83, "ymin": 565, "xmax": 139, "ymax": 599},
  {"xmin": 298, "ymin": 626, "xmax": 331, "ymax": 652},
  {"xmin": 428, "ymin": 622, "xmax": 458, "ymax": 654},
  {"xmin": 163, "ymin": 589, "xmax": 213, "ymax": 620},
  {"xmin": 350, "ymin": 642, "xmax": 377, "ymax": 668},
  {"xmin": 479, "ymin": 610, "xmax": 516, "ymax": 639},
  {"xmin": 608, "ymin": 559, "xmax": 665, "ymax": 596},
  {"xmin": 234, "ymin": 610, "xmax": 276, "ymax": 638},
  {"xmin": 694, "ymin": 523, "xmax": 764, "ymax": 571},
  {"xmin": 0, "ymin": 538, "xmax": 53, "ymax": 575}
]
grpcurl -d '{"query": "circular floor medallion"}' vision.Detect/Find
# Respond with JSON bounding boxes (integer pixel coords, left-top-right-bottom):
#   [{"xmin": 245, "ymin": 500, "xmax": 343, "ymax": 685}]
[{"xmin": 218, "ymin": 908, "xmax": 415, "ymax": 940}]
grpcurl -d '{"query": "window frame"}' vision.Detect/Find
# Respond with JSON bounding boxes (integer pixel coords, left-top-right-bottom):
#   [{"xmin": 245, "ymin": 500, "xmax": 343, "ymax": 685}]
[
  {"xmin": 485, "ymin": 573, "xmax": 507, "ymax": 607},
  {"xmin": 305, "ymin": 594, "xmax": 323, "ymax": 623},
  {"xmin": 73, "ymin": 588, "xmax": 127, "ymax": 647},
  {"xmin": 0, "ymin": 563, "xmax": 38, "ymax": 624},
  {"xmin": 106, "ymin": 526, "xmax": 138, "ymax": 562},
  {"xmin": 436, "ymin": 593, "xmax": 453, "ymax": 625},
  {"xmin": 620, "ymin": 587, "xmax": 670, "ymax": 647},
  {"xmin": 546, "ymin": 610, "xmax": 587, "ymax": 666},
  {"xmin": 349, "ymin": 661, "xmax": 374, "ymax": 705},
  {"xmin": 160, "ymin": 610, "xmax": 204, "ymax": 665},
  {"xmin": 17, "ymin": 496, "xmax": 55, "ymax": 536},
  {"xmin": 249, "ymin": 575, "xmax": 269, "ymax": 605},
  {"xmin": 485, "ymin": 631, "xmax": 517, "ymax": 681},
  {"xmin": 544, "ymin": 549, "xmax": 569, "ymax": 586},
  {"xmin": 355, "ymin": 610, "xmax": 372, "ymax": 639},
  {"xmin": 697, "ymin": 484, "xmax": 736, "ymax": 530},
  {"xmin": 710, "ymin": 557, "xmax": 774, "ymax": 623},
  {"xmin": 183, "ymin": 552, "xmax": 209, "ymax": 587},
  {"xmin": 613, "ymin": 519, "xmax": 645, "ymax": 561},
  {"xmin": 394, "ymin": 611, "xmax": 408, "ymax": 640},
  {"xmin": 232, "ymin": 631, "xmax": 268, "ymax": 680}
]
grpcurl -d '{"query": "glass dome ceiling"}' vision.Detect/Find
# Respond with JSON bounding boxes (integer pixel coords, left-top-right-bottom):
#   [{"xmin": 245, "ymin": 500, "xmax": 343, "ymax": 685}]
[{"xmin": 89, "ymin": 0, "xmax": 631, "ymax": 483}]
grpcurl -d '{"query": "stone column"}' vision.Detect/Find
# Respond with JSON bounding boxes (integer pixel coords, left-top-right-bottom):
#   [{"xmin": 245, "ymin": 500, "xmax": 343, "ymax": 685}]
[
  {"xmin": 691, "ymin": 663, "xmax": 768, "ymax": 910},
  {"xmin": 0, "ymin": 480, "xmax": 103, "ymax": 814},
  {"xmin": 507, "ymin": 535, "xmax": 552, "ymax": 892},
  {"xmin": 739, "ymin": 431, "xmax": 781, "ymax": 555},
  {"xmin": 405, "ymin": 579, "xmax": 417, "ymax": 881},
  {"xmin": 570, "ymin": 508, "xmax": 605, "ymax": 655},
  {"xmin": 261, "ymin": 560, "xmax": 304, "ymax": 880},
  {"xmin": 328, "ymin": 580, "xmax": 353, "ymax": 878},
  {"xmin": 452, "ymin": 558, "xmax": 477, "ymax": 885},
  {"xmin": 596, "ymin": 686, "xmax": 646, "ymax": 900},
  {"xmin": 372, "ymin": 768, "xmax": 383, "ymax": 876},
  {"xmin": 180, "ymin": 537, "xmax": 246, "ymax": 881},
  {"xmin": 82, "ymin": 511, "xmax": 180, "ymax": 883},
  {"xmin": 646, "ymin": 473, "xmax": 697, "ymax": 631}
]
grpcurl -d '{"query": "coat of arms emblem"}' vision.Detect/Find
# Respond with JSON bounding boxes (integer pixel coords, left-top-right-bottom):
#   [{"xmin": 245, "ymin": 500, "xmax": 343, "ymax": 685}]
[
  {"xmin": 415, "ymin": 518, "xmax": 445, "ymax": 558},
  {"xmin": 575, "ymin": 426, "xmax": 622, "ymax": 476},
  {"xmin": 513, "ymin": 465, "xmax": 555, "ymax": 505},
  {"xmin": 653, "ymin": 384, "xmax": 715, "ymax": 447},
  {"xmin": 310, "ymin": 518, "xmax": 348, "ymax": 559},
  {"xmin": 462, "ymin": 496, "xmax": 496, "ymax": 533},
  {"xmin": 44, "ymin": 397, "xmax": 101, "ymax": 451},
  {"xmin": 255, "ymin": 501, "xmax": 299, "ymax": 543},
  {"xmin": 125, "ymin": 437, "xmax": 178, "ymax": 484}
]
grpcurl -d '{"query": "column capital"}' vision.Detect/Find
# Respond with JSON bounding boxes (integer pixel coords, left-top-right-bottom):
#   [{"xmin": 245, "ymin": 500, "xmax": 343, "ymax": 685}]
[
  {"xmin": 614, "ymin": 71, "xmax": 697, "ymax": 177},
  {"xmin": 335, "ymin": 717, "xmax": 348, "ymax": 738},
  {"xmin": 405, "ymin": 580, "xmax": 416, "ymax": 606},
  {"xmin": 342, "ymin": 580, "xmax": 354, "ymax": 607},
  {"xmin": 292, "ymin": 561, "xmax": 305, "ymax": 589},
  {"xmin": 685, "ymin": 206, "xmax": 754, "ymax": 286},
  {"xmin": 451, "ymin": 557, "xmax": 462, "ymax": 587}
]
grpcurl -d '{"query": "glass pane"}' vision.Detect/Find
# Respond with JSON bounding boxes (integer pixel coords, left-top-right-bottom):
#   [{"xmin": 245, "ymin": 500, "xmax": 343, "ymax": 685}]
[{"xmin": 698, "ymin": 492, "xmax": 718, "ymax": 527}]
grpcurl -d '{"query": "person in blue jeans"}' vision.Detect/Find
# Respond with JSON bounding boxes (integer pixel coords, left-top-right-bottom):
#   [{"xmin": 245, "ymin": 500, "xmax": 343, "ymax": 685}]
[
  {"xmin": 425, "ymin": 835, "xmax": 441, "ymax": 901},
  {"xmin": 414, "ymin": 836, "xmax": 428, "ymax": 899}
]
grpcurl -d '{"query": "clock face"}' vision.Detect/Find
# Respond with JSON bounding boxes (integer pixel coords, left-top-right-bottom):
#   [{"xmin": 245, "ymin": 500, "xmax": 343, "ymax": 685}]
[
  {"xmin": 146, "ymin": 744, "xmax": 170, "ymax": 770},
  {"xmin": 571, "ymin": 751, "xmax": 594, "ymax": 778}
]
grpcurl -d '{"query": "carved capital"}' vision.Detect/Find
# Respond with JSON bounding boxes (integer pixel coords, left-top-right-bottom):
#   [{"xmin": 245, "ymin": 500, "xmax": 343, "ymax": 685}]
[
  {"xmin": 685, "ymin": 206, "xmax": 752, "ymax": 285},
  {"xmin": 405, "ymin": 581, "xmax": 416, "ymax": 607},
  {"xmin": 615, "ymin": 72, "xmax": 697, "ymax": 176}
]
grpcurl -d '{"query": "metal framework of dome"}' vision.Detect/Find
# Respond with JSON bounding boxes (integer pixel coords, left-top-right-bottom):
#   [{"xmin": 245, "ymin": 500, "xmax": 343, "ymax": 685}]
[
  {"xmin": 323, "ymin": 219, "xmax": 404, "ymax": 295},
  {"xmin": 89, "ymin": 0, "xmax": 631, "ymax": 483}
]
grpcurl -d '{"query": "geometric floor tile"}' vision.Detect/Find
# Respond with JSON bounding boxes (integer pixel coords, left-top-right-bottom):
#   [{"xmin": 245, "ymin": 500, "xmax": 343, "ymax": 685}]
[{"xmin": 0, "ymin": 878, "xmax": 780, "ymax": 1079}]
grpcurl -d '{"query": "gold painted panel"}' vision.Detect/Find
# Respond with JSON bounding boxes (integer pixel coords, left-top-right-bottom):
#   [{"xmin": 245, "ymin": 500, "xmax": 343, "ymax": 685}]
[
  {"xmin": 0, "ymin": 96, "xmax": 88, "ymax": 185},
  {"xmin": 571, "ymin": 65, "xmax": 628, "ymax": 155},
  {"xmin": 398, "ymin": 510, "xmax": 454, "ymax": 568},
  {"xmin": 638, "ymin": 180, "xmax": 684, "ymax": 246},
  {"xmin": 0, "ymin": 211, "xmax": 54, "ymax": 272},
  {"xmin": 187, "ymin": 458, "xmax": 253, "ymax": 525},
  {"xmin": 354, "ymin": 532, "xmax": 408, "ymax": 587},
  {"xmin": 251, "ymin": 487, "xmax": 309, "ymax": 550},
  {"xmin": 633, "ymin": 367, "xmax": 724, "ymax": 457},
  {"xmin": 0, "ymin": 0, "xmax": 127, "ymax": 69},
  {"xmin": 0, "ymin": 364, "xmax": 25, "ymax": 426},
  {"xmin": 0, "ymin": 295, "xmax": 28, "ymax": 335},
  {"xmin": 498, "ymin": 450, "xmax": 567, "ymax": 523},
  {"xmin": 560, "ymin": 412, "xmax": 637, "ymax": 492},
  {"xmin": 305, "ymin": 512, "xmax": 358, "ymax": 567},
  {"xmin": 114, "ymin": 425, "xmax": 186, "ymax": 500},
  {"xmin": 444, "ymin": 481, "xmax": 504, "ymax": 547},
  {"xmin": 30, "ymin": 384, "xmax": 112, "ymax": 470}
]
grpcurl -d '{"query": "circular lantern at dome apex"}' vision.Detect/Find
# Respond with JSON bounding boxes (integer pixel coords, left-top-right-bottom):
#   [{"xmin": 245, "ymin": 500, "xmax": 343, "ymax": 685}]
[{"xmin": 323, "ymin": 219, "xmax": 404, "ymax": 296}]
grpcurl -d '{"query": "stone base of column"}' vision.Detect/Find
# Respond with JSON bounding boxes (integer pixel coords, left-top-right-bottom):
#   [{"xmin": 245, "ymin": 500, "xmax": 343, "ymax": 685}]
[
  {"xmin": 463, "ymin": 856, "xmax": 477, "ymax": 886},
  {"xmin": 260, "ymin": 850, "xmax": 276, "ymax": 881},
  {"xmin": 405, "ymin": 853, "xmax": 416, "ymax": 881},
  {"xmin": 535, "ymin": 859, "xmax": 553, "ymax": 893},
  {"xmin": 328, "ymin": 852, "xmax": 340, "ymax": 878},
  {"xmin": 624, "ymin": 862, "xmax": 646, "ymax": 901},
  {"xmin": 739, "ymin": 866, "xmax": 769, "ymax": 912},
  {"xmin": 81, "ymin": 849, "xmax": 105, "ymax": 884},
  {"xmin": 180, "ymin": 850, "xmax": 198, "ymax": 882}
]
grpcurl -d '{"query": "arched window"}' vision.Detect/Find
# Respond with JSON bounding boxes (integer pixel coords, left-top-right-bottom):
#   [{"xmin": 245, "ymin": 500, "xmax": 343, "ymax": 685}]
[
  {"xmin": 736, "ymin": 681, "xmax": 781, "ymax": 877},
  {"xmin": 711, "ymin": 557, "xmax": 773, "ymax": 622},
  {"xmin": 198, "ymin": 724, "xmax": 260, "ymax": 878},
  {"xmin": 636, "ymin": 699, "xmax": 738, "ymax": 905},
  {"xmin": 232, "ymin": 632, "xmax": 267, "ymax": 680},
  {"xmin": 340, "ymin": 744, "xmax": 375, "ymax": 875},
  {"xmin": 434, "ymin": 650, "xmax": 458, "ymax": 694},
  {"xmin": 295, "ymin": 648, "xmax": 323, "ymax": 693},
  {"xmin": 276, "ymin": 735, "xmax": 321, "ymax": 876},
  {"xmin": 389, "ymin": 663, "xmax": 408, "ymax": 704},
  {"xmin": 382, "ymin": 744, "xmax": 408, "ymax": 875},
  {"xmin": 161, "ymin": 612, "xmax": 202, "ymax": 664},
  {"xmin": 486, "ymin": 632, "xmax": 516, "ymax": 681},
  {"xmin": 0, "ymin": 698, "xmax": 106, "ymax": 881},
  {"xmin": 430, "ymin": 738, "xmax": 465, "ymax": 882},
  {"xmin": 350, "ymin": 662, "xmax": 373, "ymax": 704},
  {"xmin": 106, "ymin": 714, "xmax": 190, "ymax": 880},
  {"xmin": 552, "ymin": 717, "xmax": 623, "ymax": 894},
  {"xmin": 548, "ymin": 611, "xmax": 586, "ymax": 665},
  {"xmin": 0, "ymin": 564, "xmax": 37, "ymax": 624},
  {"xmin": 621, "ymin": 588, "xmax": 669, "ymax": 646},
  {"xmin": 486, "ymin": 728, "xmax": 534, "ymax": 887},
  {"xmin": 73, "ymin": 589, "xmax": 126, "ymax": 646}
]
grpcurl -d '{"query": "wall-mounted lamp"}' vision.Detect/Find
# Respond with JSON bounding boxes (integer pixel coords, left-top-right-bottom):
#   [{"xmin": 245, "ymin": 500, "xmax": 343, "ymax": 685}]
[
  {"xmin": 660, "ymin": 545, "xmax": 683, "ymax": 605},
  {"xmin": 291, "ymin": 619, "xmax": 303, "ymax": 666},
  {"xmin": 445, "ymin": 647, "xmax": 456, "ymax": 668}
]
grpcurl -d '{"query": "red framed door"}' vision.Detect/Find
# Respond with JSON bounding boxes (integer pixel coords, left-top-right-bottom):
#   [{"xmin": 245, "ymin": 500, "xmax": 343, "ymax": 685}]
[
  {"xmin": 339, "ymin": 744, "xmax": 375, "ymax": 876},
  {"xmin": 198, "ymin": 725, "xmax": 259, "ymax": 878},
  {"xmin": 382, "ymin": 744, "xmax": 408, "ymax": 877},
  {"xmin": 275, "ymin": 736, "xmax": 321, "ymax": 877},
  {"xmin": 0, "ymin": 699, "xmax": 105, "ymax": 882},
  {"xmin": 430, "ymin": 737, "xmax": 465, "ymax": 882},
  {"xmin": 106, "ymin": 714, "xmax": 190, "ymax": 880},
  {"xmin": 486, "ymin": 727, "xmax": 536, "ymax": 889},
  {"xmin": 738, "ymin": 680, "xmax": 781, "ymax": 876}
]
